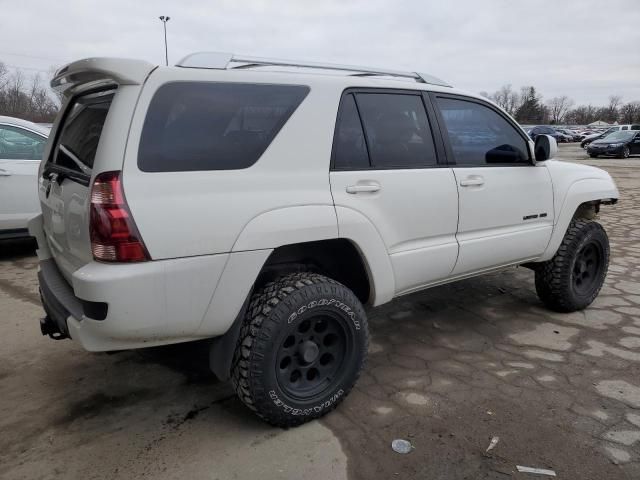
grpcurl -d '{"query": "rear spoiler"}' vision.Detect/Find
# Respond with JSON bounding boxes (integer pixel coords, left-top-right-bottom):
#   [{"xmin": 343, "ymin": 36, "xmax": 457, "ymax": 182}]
[{"xmin": 51, "ymin": 57, "xmax": 157, "ymax": 97}]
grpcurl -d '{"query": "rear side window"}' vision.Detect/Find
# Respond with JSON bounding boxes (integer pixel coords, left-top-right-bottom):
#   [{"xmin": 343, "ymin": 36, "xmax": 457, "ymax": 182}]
[
  {"xmin": 51, "ymin": 89, "xmax": 115, "ymax": 172},
  {"xmin": 436, "ymin": 97, "xmax": 529, "ymax": 166},
  {"xmin": 138, "ymin": 82, "xmax": 309, "ymax": 172},
  {"xmin": 356, "ymin": 93, "xmax": 437, "ymax": 168}
]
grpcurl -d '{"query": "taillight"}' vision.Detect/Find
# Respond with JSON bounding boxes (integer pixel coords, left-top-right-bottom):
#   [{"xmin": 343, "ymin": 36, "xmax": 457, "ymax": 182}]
[{"xmin": 89, "ymin": 171, "xmax": 150, "ymax": 262}]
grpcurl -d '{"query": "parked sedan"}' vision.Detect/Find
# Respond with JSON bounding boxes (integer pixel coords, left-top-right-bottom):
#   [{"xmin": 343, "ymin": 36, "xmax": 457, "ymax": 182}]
[
  {"xmin": 587, "ymin": 130, "xmax": 640, "ymax": 158},
  {"xmin": 528, "ymin": 125, "xmax": 562, "ymax": 142},
  {"xmin": 556, "ymin": 128, "xmax": 580, "ymax": 142},
  {"xmin": 0, "ymin": 116, "xmax": 49, "ymax": 239}
]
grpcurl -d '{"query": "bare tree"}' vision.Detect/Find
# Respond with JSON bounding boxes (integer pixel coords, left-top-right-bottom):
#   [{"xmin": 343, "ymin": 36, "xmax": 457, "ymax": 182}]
[
  {"xmin": 603, "ymin": 95, "xmax": 622, "ymax": 123},
  {"xmin": 0, "ymin": 62, "xmax": 8, "ymax": 91},
  {"xmin": 546, "ymin": 96, "xmax": 574, "ymax": 124},
  {"xmin": 488, "ymin": 84, "xmax": 520, "ymax": 116},
  {"xmin": 619, "ymin": 101, "xmax": 640, "ymax": 124},
  {"xmin": 0, "ymin": 63, "xmax": 60, "ymax": 122}
]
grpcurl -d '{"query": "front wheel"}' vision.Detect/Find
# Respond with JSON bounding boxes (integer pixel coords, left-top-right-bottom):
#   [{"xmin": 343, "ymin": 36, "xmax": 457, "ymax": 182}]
[
  {"xmin": 619, "ymin": 146, "xmax": 630, "ymax": 159},
  {"xmin": 534, "ymin": 219, "xmax": 609, "ymax": 312},
  {"xmin": 231, "ymin": 272, "xmax": 368, "ymax": 427},
  {"xmin": 589, "ymin": 153, "xmax": 598, "ymax": 158}
]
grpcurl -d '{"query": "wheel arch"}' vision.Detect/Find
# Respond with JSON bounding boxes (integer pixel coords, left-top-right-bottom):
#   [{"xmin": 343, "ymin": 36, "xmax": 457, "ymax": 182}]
[
  {"xmin": 539, "ymin": 178, "xmax": 617, "ymax": 262},
  {"xmin": 208, "ymin": 237, "xmax": 384, "ymax": 381}
]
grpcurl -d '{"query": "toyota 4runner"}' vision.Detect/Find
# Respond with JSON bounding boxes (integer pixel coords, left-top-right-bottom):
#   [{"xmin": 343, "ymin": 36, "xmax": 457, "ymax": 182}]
[{"xmin": 30, "ymin": 53, "xmax": 619, "ymax": 427}]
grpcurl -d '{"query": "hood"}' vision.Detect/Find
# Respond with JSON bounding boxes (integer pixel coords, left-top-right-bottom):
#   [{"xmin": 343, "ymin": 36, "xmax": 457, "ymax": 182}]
[{"xmin": 545, "ymin": 159, "xmax": 612, "ymax": 181}]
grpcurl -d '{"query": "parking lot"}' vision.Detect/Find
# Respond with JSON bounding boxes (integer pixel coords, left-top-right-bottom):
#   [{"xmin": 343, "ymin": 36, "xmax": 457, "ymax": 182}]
[{"xmin": 1, "ymin": 143, "xmax": 639, "ymax": 480}]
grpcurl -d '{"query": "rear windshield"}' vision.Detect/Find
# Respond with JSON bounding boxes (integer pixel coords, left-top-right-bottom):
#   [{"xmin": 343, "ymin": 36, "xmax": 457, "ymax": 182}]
[
  {"xmin": 138, "ymin": 82, "xmax": 309, "ymax": 172},
  {"xmin": 50, "ymin": 89, "xmax": 115, "ymax": 172}
]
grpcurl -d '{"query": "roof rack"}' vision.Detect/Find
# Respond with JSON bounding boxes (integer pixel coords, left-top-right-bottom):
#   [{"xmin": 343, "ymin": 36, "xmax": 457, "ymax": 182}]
[{"xmin": 176, "ymin": 52, "xmax": 451, "ymax": 87}]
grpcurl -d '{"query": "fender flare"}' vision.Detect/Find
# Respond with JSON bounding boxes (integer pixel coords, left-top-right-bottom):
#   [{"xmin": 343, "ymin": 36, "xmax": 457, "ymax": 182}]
[{"xmin": 539, "ymin": 178, "xmax": 618, "ymax": 262}]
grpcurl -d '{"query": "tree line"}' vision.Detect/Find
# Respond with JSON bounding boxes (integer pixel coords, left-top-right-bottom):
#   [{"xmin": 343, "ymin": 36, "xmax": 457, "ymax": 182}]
[
  {"xmin": 480, "ymin": 84, "xmax": 640, "ymax": 126},
  {"xmin": 0, "ymin": 62, "xmax": 59, "ymax": 123}
]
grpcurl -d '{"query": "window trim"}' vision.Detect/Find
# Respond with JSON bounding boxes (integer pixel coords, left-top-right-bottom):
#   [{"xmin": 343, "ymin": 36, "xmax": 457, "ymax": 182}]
[
  {"xmin": 429, "ymin": 92, "xmax": 534, "ymax": 168},
  {"xmin": 330, "ymin": 87, "xmax": 446, "ymax": 172},
  {"xmin": 0, "ymin": 124, "xmax": 47, "ymax": 162}
]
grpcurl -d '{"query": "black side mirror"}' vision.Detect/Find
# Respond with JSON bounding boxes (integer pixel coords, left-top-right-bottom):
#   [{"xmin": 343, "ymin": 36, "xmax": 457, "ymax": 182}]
[{"xmin": 534, "ymin": 135, "xmax": 557, "ymax": 162}]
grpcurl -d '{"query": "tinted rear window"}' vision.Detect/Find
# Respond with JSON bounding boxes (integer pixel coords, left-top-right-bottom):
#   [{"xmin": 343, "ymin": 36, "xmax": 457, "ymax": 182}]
[
  {"xmin": 51, "ymin": 89, "xmax": 115, "ymax": 171},
  {"xmin": 138, "ymin": 82, "xmax": 309, "ymax": 172}
]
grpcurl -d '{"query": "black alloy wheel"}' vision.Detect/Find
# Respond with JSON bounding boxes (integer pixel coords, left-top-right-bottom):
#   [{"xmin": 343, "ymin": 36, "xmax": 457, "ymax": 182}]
[
  {"xmin": 571, "ymin": 241, "xmax": 604, "ymax": 296},
  {"xmin": 275, "ymin": 312, "xmax": 350, "ymax": 401}
]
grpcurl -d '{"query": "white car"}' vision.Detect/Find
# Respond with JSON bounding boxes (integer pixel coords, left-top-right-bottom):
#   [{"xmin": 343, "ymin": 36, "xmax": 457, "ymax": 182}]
[
  {"xmin": 0, "ymin": 116, "xmax": 48, "ymax": 239},
  {"xmin": 30, "ymin": 54, "xmax": 618, "ymax": 427}
]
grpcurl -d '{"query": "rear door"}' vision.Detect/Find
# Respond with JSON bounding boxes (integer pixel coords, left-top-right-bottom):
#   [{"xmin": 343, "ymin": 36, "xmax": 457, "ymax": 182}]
[
  {"xmin": 330, "ymin": 89, "xmax": 459, "ymax": 295},
  {"xmin": 39, "ymin": 89, "xmax": 116, "ymax": 280},
  {"xmin": 431, "ymin": 94, "xmax": 554, "ymax": 275},
  {"xmin": 0, "ymin": 125, "xmax": 47, "ymax": 231}
]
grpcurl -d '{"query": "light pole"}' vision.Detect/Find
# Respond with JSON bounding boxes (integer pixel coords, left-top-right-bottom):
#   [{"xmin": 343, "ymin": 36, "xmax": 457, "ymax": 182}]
[{"xmin": 159, "ymin": 16, "xmax": 170, "ymax": 66}]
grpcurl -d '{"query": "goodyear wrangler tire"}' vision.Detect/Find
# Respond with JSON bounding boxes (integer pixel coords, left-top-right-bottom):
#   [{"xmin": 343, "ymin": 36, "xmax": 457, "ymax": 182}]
[
  {"xmin": 231, "ymin": 272, "xmax": 368, "ymax": 428},
  {"xmin": 535, "ymin": 219, "xmax": 609, "ymax": 313}
]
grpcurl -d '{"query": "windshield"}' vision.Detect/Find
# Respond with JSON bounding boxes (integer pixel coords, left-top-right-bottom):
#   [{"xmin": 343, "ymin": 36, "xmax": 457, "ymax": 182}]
[{"xmin": 603, "ymin": 131, "xmax": 634, "ymax": 142}]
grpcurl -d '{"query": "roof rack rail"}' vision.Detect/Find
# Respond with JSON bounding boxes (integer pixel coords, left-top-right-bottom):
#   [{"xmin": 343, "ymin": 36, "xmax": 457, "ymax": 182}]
[{"xmin": 176, "ymin": 52, "xmax": 451, "ymax": 87}]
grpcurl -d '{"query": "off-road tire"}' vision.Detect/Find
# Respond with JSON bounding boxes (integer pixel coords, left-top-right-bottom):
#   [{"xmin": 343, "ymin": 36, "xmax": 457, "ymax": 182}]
[
  {"xmin": 231, "ymin": 272, "xmax": 368, "ymax": 428},
  {"xmin": 535, "ymin": 219, "xmax": 609, "ymax": 313}
]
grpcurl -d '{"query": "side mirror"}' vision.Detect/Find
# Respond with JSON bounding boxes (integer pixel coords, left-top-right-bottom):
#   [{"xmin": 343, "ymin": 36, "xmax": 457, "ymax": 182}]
[{"xmin": 534, "ymin": 134, "xmax": 557, "ymax": 162}]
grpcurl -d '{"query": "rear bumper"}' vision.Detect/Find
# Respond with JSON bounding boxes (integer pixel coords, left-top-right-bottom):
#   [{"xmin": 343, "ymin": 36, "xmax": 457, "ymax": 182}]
[
  {"xmin": 36, "ymin": 254, "xmax": 230, "ymax": 351},
  {"xmin": 29, "ymin": 213, "xmax": 271, "ymax": 352}
]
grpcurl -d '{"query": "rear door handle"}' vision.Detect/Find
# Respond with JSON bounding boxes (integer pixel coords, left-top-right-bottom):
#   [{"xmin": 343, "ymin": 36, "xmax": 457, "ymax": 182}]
[
  {"xmin": 346, "ymin": 183, "xmax": 381, "ymax": 194},
  {"xmin": 459, "ymin": 176, "xmax": 484, "ymax": 187},
  {"xmin": 0, "ymin": 168, "xmax": 11, "ymax": 177}
]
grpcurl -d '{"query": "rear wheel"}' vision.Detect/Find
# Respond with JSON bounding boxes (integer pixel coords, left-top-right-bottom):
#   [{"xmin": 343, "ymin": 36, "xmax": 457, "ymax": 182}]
[
  {"xmin": 231, "ymin": 272, "xmax": 368, "ymax": 427},
  {"xmin": 534, "ymin": 219, "xmax": 609, "ymax": 312}
]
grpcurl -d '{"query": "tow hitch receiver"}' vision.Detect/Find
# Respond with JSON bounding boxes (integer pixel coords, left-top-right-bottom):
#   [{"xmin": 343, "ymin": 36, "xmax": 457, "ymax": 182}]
[{"xmin": 40, "ymin": 316, "xmax": 68, "ymax": 340}]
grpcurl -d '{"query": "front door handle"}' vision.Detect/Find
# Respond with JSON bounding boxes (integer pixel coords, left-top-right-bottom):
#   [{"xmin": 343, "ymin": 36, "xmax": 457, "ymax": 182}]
[
  {"xmin": 459, "ymin": 176, "xmax": 484, "ymax": 187},
  {"xmin": 0, "ymin": 168, "xmax": 11, "ymax": 177},
  {"xmin": 346, "ymin": 183, "xmax": 381, "ymax": 194}
]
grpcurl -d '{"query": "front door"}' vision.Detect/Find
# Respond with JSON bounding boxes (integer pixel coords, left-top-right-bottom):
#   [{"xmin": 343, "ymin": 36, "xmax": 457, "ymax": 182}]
[
  {"xmin": 329, "ymin": 90, "xmax": 459, "ymax": 295},
  {"xmin": 432, "ymin": 94, "xmax": 554, "ymax": 275}
]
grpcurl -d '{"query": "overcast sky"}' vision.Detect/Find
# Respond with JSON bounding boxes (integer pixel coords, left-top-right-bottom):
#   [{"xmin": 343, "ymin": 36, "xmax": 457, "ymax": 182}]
[{"xmin": 3, "ymin": 0, "xmax": 639, "ymax": 105}]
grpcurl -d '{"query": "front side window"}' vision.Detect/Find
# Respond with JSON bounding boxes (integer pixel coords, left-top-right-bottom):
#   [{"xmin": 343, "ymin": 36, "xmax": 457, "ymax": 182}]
[
  {"xmin": 436, "ymin": 97, "xmax": 530, "ymax": 166},
  {"xmin": 355, "ymin": 93, "xmax": 437, "ymax": 168},
  {"xmin": 138, "ymin": 82, "xmax": 309, "ymax": 172},
  {"xmin": 0, "ymin": 126, "xmax": 46, "ymax": 160}
]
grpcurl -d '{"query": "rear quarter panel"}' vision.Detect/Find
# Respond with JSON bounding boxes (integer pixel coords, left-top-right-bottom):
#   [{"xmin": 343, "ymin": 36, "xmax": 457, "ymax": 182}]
[{"xmin": 122, "ymin": 69, "xmax": 341, "ymax": 259}]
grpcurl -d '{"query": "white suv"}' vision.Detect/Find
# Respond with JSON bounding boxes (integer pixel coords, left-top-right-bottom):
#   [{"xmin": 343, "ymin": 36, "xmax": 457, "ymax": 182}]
[{"xmin": 30, "ymin": 53, "xmax": 619, "ymax": 427}]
